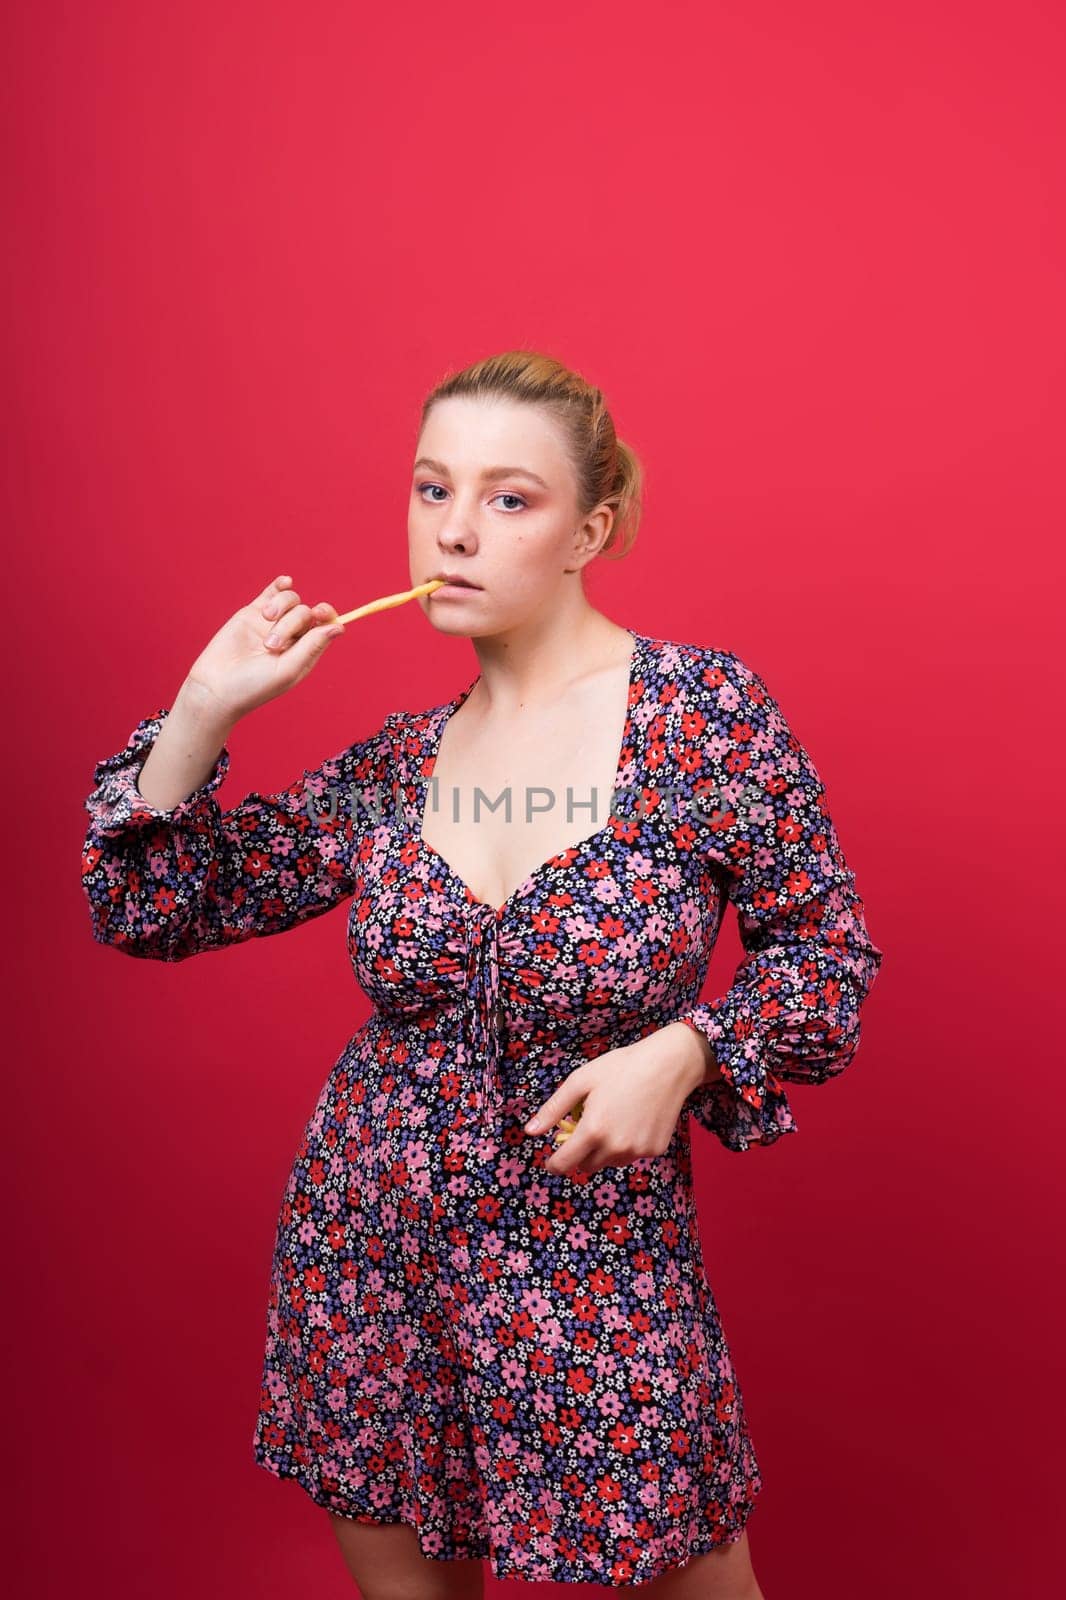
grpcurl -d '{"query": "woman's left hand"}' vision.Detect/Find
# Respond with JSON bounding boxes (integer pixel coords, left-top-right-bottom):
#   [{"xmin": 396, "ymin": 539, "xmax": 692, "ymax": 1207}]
[{"xmin": 523, "ymin": 1023, "xmax": 712, "ymax": 1176}]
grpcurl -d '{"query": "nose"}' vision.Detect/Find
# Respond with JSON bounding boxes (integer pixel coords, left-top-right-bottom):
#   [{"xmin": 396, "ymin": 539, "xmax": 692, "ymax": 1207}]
[
  {"xmin": 426, "ymin": 486, "xmax": 483, "ymax": 548},
  {"xmin": 437, "ymin": 521, "xmax": 476, "ymax": 554}
]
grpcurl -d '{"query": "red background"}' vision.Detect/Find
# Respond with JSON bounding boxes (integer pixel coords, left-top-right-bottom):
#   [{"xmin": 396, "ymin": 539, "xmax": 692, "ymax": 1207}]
[{"xmin": 6, "ymin": 1, "xmax": 1063, "ymax": 1594}]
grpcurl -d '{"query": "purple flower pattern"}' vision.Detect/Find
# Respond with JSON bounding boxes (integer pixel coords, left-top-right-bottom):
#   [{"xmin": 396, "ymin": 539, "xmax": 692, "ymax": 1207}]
[{"xmin": 80, "ymin": 630, "xmax": 882, "ymax": 1586}]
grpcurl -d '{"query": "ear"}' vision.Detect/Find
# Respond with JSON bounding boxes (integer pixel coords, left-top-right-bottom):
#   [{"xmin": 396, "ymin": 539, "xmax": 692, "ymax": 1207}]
[{"xmin": 564, "ymin": 503, "xmax": 615, "ymax": 571}]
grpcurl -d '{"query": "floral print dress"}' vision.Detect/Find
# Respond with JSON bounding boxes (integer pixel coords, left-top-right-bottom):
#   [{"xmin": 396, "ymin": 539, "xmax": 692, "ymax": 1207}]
[{"xmin": 81, "ymin": 629, "xmax": 883, "ymax": 1588}]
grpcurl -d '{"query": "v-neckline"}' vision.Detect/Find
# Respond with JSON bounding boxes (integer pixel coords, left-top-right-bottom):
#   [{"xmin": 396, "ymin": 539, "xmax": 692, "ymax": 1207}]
[{"xmin": 413, "ymin": 628, "xmax": 646, "ymax": 919}]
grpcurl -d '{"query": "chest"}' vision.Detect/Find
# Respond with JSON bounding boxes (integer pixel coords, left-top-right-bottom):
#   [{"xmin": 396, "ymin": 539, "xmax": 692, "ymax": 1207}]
[{"xmin": 418, "ymin": 674, "xmax": 632, "ymax": 912}]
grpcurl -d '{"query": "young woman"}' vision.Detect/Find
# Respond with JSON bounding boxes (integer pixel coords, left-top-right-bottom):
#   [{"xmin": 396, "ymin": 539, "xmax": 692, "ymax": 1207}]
[{"xmin": 82, "ymin": 350, "xmax": 883, "ymax": 1598}]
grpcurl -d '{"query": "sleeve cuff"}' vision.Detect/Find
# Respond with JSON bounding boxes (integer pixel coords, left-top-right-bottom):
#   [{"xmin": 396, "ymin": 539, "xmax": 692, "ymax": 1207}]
[
  {"xmin": 675, "ymin": 1006, "xmax": 799, "ymax": 1152},
  {"xmin": 84, "ymin": 707, "xmax": 231, "ymax": 837}
]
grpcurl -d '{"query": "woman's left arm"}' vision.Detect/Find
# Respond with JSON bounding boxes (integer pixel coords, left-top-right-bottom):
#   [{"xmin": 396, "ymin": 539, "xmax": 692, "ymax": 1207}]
[
  {"xmin": 527, "ymin": 647, "xmax": 883, "ymax": 1176},
  {"xmin": 671, "ymin": 648, "xmax": 885, "ymax": 1152}
]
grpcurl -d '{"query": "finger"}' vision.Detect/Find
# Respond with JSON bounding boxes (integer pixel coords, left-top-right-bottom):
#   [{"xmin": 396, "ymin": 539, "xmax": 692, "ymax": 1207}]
[
  {"xmin": 545, "ymin": 1102, "xmax": 584, "ymax": 1137},
  {"xmin": 313, "ymin": 602, "xmax": 345, "ymax": 641},
  {"xmin": 553, "ymin": 1112, "xmax": 581, "ymax": 1142},
  {"xmin": 261, "ymin": 585, "xmax": 302, "ymax": 626},
  {"xmin": 272, "ymin": 600, "xmax": 337, "ymax": 636},
  {"xmin": 255, "ymin": 573, "xmax": 294, "ymax": 609},
  {"xmin": 263, "ymin": 599, "xmax": 311, "ymax": 651},
  {"xmin": 271, "ymin": 615, "xmax": 342, "ymax": 675},
  {"xmin": 544, "ymin": 1129, "xmax": 598, "ymax": 1176},
  {"xmin": 524, "ymin": 1081, "xmax": 586, "ymax": 1135}
]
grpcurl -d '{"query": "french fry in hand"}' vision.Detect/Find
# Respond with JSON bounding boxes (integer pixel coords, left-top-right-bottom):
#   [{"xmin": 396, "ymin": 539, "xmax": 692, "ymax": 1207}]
[
  {"xmin": 334, "ymin": 578, "xmax": 445, "ymax": 626},
  {"xmin": 553, "ymin": 1099, "xmax": 586, "ymax": 1145}
]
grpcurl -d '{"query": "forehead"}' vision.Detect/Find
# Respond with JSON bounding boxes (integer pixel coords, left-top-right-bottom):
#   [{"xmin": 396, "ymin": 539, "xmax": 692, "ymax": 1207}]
[{"xmin": 416, "ymin": 395, "xmax": 567, "ymax": 480}]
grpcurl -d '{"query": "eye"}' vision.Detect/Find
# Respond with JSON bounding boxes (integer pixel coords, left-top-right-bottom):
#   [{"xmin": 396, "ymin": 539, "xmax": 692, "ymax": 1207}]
[{"xmin": 414, "ymin": 483, "xmax": 528, "ymax": 512}]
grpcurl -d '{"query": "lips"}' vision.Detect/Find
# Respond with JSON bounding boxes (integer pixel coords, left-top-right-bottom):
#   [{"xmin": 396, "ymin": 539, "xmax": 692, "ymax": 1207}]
[{"xmin": 433, "ymin": 574, "xmax": 481, "ymax": 590}]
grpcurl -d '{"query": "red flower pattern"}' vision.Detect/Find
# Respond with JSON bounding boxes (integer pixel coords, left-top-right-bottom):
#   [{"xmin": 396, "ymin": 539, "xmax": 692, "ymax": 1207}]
[{"xmin": 81, "ymin": 629, "xmax": 882, "ymax": 1585}]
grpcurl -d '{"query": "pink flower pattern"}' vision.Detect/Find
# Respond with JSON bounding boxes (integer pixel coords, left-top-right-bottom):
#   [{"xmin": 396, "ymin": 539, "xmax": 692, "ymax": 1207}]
[{"xmin": 80, "ymin": 629, "xmax": 882, "ymax": 1586}]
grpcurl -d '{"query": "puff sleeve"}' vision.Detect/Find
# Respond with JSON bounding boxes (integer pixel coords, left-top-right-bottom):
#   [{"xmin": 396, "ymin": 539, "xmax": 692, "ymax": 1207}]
[
  {"xmin": 80, "ymin": 705, "xmax": 399, "ymax": 961},
  {"xmin": 674, "ymin": 650, "xmax": 884, "ymax": 1152}
]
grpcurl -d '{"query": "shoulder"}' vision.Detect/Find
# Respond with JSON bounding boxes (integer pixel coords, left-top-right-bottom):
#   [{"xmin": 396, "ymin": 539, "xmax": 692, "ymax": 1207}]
[
  {"xmin": 637, "ymin": 634, "xmax": 806, "ymax": 799},
  {"xmin": 374, "ymin": 696, "xmax": 455, "ymax": 778},
  {"xmin": 381, "ymin": 668, "xmax": 478, "ymax": 744},
  {"xmin": 639, "ymin": 632, "xmax": 775, "ymax": 717},
  {"xmin": 379, "ymin": 699, "xmax": 445, "ymax": 743}
]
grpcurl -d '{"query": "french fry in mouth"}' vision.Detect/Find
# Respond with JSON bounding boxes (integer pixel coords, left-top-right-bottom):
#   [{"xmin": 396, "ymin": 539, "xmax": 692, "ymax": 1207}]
[{"xmin": 334, "ymin": 578, "xmax": 445, "ymax": 625}]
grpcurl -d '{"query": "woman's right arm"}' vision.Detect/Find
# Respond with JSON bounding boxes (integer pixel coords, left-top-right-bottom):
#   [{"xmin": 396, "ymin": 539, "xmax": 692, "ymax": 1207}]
[
  {"xmin": 133, "ymin": 678, "xmax": 237, "ymax": 814},
  {"xmin": 80, "ymin": 573, "xmax": 398, "ymax": 961}
]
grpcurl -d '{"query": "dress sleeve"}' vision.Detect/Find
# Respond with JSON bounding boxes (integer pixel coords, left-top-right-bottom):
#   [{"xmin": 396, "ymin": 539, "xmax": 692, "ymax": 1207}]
[
  {"xmin": 80, "ymin": 704, "xmax": 398, "ymax": 961},
  {"xmin": 673, "ymin": 650, "xmax": 884, "ymax": 1152}
]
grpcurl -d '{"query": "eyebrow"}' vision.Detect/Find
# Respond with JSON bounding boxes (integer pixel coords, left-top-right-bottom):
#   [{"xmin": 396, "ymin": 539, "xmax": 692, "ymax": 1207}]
[{"xmin": 413, "ymin": 457, "xmax": 550, "ymax": 490}]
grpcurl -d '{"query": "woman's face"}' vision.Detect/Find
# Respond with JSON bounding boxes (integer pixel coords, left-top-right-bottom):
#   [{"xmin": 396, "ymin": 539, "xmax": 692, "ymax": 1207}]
[{"xmin": 408, "ymin": 395, "xmax": 607, "ymax": 638}]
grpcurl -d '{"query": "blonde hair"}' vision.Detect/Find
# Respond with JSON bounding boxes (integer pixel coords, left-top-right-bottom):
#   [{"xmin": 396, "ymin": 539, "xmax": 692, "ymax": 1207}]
[{"xmin": 418, "ymin": 350, "xmax": 643, "ymax": 560}]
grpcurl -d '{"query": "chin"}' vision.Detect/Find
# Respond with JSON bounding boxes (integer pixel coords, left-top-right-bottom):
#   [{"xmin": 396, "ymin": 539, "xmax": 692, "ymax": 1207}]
[{"xmin": 424, "ymin": 613, "xmax": 480, "ymax": 639}]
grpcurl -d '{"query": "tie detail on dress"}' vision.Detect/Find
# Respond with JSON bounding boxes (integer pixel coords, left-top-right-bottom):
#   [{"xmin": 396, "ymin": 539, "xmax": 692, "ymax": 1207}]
[{"xmin": 463, "ymin": 901, "xmax": 506, "ymax": 1126}]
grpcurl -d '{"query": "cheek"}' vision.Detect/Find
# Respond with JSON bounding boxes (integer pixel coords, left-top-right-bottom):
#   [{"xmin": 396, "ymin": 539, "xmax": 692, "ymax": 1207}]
[
  {"xmin": 512, "ymin": 532, "xmax": 571, "ymax": 582},
  {"xmin": 408, "ymin": 512, "xmax": 434, "ymax": 547}
]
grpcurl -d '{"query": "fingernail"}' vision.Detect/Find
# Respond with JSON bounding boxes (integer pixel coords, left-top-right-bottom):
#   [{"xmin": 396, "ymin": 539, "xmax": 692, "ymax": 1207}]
[
  {"xmin": 265, "ymin": 632, "xmax": 280, "ymax": 647},
  {"xmin": 525, "ymin": 1118, "xmax": 540, "ymax": 1132}
]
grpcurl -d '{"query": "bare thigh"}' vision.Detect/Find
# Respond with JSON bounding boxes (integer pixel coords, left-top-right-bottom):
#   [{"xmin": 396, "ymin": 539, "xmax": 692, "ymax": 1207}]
[
  {"xmin": 641, "ymin": 1529, "xmax": 765, "ymax": 1599},
  {"xmin": 327, "ymin": 1513, "xmax": 485, "ymax": 1600}
]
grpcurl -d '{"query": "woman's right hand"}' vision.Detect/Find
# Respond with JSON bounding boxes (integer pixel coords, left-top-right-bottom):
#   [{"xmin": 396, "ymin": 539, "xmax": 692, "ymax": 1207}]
[{"xmin": 180, "ymin": 573, "xmax": 347, "ymax": 729}]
